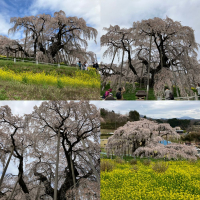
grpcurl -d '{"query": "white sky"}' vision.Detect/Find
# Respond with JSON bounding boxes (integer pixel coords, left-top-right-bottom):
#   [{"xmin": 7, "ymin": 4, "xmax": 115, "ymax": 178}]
[
  {"xmin": 0, "ymin": 101, "xmax": 43, "ymax": 116},
  {"xmin": 91, "ymin": 101, "xmax": 200, "ymax": 119},
  {"xmin": 101, "ymin": 0, "xmax": 200, "ymax": 64},
  {"xmin": 3, "ymin": 101, "xmax": 199, "ymax": 119}
]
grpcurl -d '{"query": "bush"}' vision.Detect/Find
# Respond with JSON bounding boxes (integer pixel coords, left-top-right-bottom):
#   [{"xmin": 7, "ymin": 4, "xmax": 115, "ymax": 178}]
[
  {"xmin": 131, "ymin": 165, "xmax": 139, "ymax": 173},
  {"xmin": 152, "ymin": 162, "xmax": 168, "ymax": 173},
  {"xmin": 115, "ymin": 156, "xmax": 125, "ymax": 164},
  {"xmin": 188, "ymin": 159, "xmax": 197, "ymax": 165},
  {"xmin": 101, "ymin": 160, "xmax": 115, "ymax": 172},
  {"xmin": 142, "ymin": 159, "xmax": 151, "ymax": 166},
  {"xmin": 130, "ymin": 159, "xmax": 137, "ymax": 165}
]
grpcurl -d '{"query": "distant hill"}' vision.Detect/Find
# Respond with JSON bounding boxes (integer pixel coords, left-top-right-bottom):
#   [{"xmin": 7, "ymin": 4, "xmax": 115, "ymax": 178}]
[
  {"xmin": 178, "ymin": 116, "xmax": 195, "ymax": 120},
  {"xmin": 140, "ymin": 115, "xmax": 195, "ymax": 120}
]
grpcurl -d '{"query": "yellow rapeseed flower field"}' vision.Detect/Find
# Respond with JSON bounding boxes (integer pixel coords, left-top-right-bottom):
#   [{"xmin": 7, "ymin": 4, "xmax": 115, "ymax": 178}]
[
  {"xmin": 101, "ymin": 159, "xmax": 200, "ymax": 200},
  {"xmin": 0, "ymin": 68, "xmax": 100, "ymax": 88}
]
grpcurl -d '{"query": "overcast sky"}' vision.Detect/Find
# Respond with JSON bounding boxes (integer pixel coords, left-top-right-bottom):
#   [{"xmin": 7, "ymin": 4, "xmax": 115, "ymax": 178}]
[
  {"xmin": 0, "ymin": 0, "xmax": 100, "ymax": 62},
  {"xmin": 91, "ymin": 101, "xmax": 200, "ymax": 119},
  {"xmin": 2, "ymin": 100, "xmax": 199, "ymax": 119},
  {"xmin": 101, "ymin": 0, "xmax": 200, "ymax": 64}
]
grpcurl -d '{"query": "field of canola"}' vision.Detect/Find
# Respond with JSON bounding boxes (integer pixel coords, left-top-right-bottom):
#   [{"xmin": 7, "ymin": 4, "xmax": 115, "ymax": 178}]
[
  {"xmin": 101, "ymin": 159, "xmax": 200, "ymax": 200},
  {"xmin": 0, "ymin": 67, "xmax": 100, "ymax": 88}
]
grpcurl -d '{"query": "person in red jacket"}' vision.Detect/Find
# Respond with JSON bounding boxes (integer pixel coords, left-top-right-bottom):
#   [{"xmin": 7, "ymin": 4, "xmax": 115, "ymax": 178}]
[{"xmin": 102, "ymin": 88, "xmax": 112, "ymax": 99}]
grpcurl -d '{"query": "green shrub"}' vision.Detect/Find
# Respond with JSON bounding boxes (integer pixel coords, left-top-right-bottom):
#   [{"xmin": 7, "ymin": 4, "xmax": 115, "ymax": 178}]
[
  {"xmin": 130, "ymin": 159, "xmax": 137, "ymax": 165},
  {"xmin": 188, "ymin": 159, "xmax": 197, "ymax": 165},
  {"xmin": 152, "ymin": 162, "xmax": 168, "ymax": 173},
  {"xmin": 115, "ymin": 156, "xmax": 125, "ymax": 164},
  {"xmin": 101, "ymin": 160, "xmax": 115, "ymax": 172},
  {"xmin": 131, "ymin": 165, "xmax": 139, "ymax": 172},
  {"xmin": 142, "ymin": 159, "xmax": 151, "ymax": 166}
]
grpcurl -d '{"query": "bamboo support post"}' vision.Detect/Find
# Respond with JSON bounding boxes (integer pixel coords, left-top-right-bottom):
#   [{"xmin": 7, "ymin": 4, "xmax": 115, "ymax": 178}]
[
  {"xmin": 146, "ymin": 33, "xmax": 152, "ymax": 100},
  {"xmin": 8, "ymin": 174, "xmax": 22, "ymax": 200},
  {"xmin": 0, "ymin": 146, "xmax": 14, "ymax": 188},
  {"xmin": 54, "ymin": 129, "xmax": 60, "ymax": 200}
]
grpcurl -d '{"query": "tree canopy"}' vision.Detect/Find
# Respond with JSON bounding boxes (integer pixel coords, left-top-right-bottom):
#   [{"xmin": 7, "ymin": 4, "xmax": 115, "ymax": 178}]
[
  {"xmin": 0, "ymin": 101, "xmax": 100, "ymax": 200},
  {"xmin": 129, "ymin": 110, "xmax": 140, "ymax": 121},
  {"xmin": 101, "ymin": 17, "xmax": 200, "ymax": 97},
  {"xmin": 0, "ymin": 10, "xmax": 97, "ymax": 64},
  {"xmin": 106, "ymin": 118, "xmax": 197, "ymax": 160}
]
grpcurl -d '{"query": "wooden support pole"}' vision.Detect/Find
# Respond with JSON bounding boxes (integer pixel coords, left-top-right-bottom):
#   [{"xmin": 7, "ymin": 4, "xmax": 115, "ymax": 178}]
[
  {"xmin": 0, "ymin": 146, "xmax": 14, "ymax": 188},
  {"xmin": 146, "ymin": 33, "xmax": 152, "ymax": 100},
  {"xmin": 54, "ymin": 129, "xmax": 60, "ymax": 200},
  {"xmin": 35, "ymin": 180, "xmax": 41, "ymax": 200},
  {"xmin": 8, "ymin": 174, "xmax": 22, "ymax": 200},
  {"xmin": 110, "ymin": 48, "xmax": 117, "ymax": 68},
  {"xmin": 195, "ymin": 92, "xmax": 198, "ymax": 100}
]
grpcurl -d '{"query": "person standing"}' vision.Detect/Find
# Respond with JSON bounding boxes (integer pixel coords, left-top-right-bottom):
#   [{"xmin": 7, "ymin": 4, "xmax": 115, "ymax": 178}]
[
  {"xmin": 116, "ymin": 87, "xmax": 126, "ymax": 100},
  {"xmin": 92, "ymin": 62, "xmax": 96, "ymax": 69},
  {"xmin": 196, "ymin": 83, "xmax": 200, "ymax": 99},
  {"xmin": 78, "ymin": 61, "xmax": 82, "ymax": 70},
  {"xmin": 165, "ymin": 87, "xmax": 173, "ymax": 100},
  {"xmin": 85, "ymin": 62, "xmax": 89, "ymax": 70},
  {"xmin": 95, "ymin": 62, "xmax": 99, "ymax": 70},
  {"xmin": 82, "ymin": 61, "xmax": 86, "ymax": 70}
]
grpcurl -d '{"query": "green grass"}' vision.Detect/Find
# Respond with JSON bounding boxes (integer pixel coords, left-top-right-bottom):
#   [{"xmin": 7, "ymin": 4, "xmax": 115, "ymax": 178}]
[
  {"xmin": 0, "ymin": 79, "xmax": 99, "ymax": 100},
  {"xmin": 0, "ymin": 59, "xmax": 100, "ymax": 100},
  {"xmin": 101, "ymin": 129, "xmax": 115, "ymax": 135},
  {"xmin": 0, "ymin": 89, "xmax": 8, "ymax": 100}
]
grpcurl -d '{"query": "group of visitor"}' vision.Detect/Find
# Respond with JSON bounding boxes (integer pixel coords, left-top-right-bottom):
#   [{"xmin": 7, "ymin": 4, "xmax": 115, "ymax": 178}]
[
  {"xmin": 102, "ymin": 84, "xmax": 200, "ymax": 100},
  {"xmin": 102, "ymin": 87, "xmax": 126, "ymax": 100},
  {"xmin": 77, "ymin": 61, "xmax": 99, "ymax": 70},
  {"xmin": 92, "ymin": 62, "xmax": 99, "ymax": 70},
  {"xmin": 165, "ymin": 83, "xmax": 200, "ymax": 100},
  {"xmin": 78, "ymin": 61, "xmax": 88, "ymax": 70}
]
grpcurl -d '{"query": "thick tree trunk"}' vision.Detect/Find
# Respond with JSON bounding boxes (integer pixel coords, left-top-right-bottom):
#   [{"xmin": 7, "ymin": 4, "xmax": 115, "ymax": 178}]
[
  {"xmin": 18, "ymin": 157, "xmax": 29, "ymax": 195},
  {"xmin": 127, "ymin": 50, "xmax": 137, "ymax": 75},
  {"xmin": 120, "ymin": 49, "xmax": 125, "ymax": 88}
]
